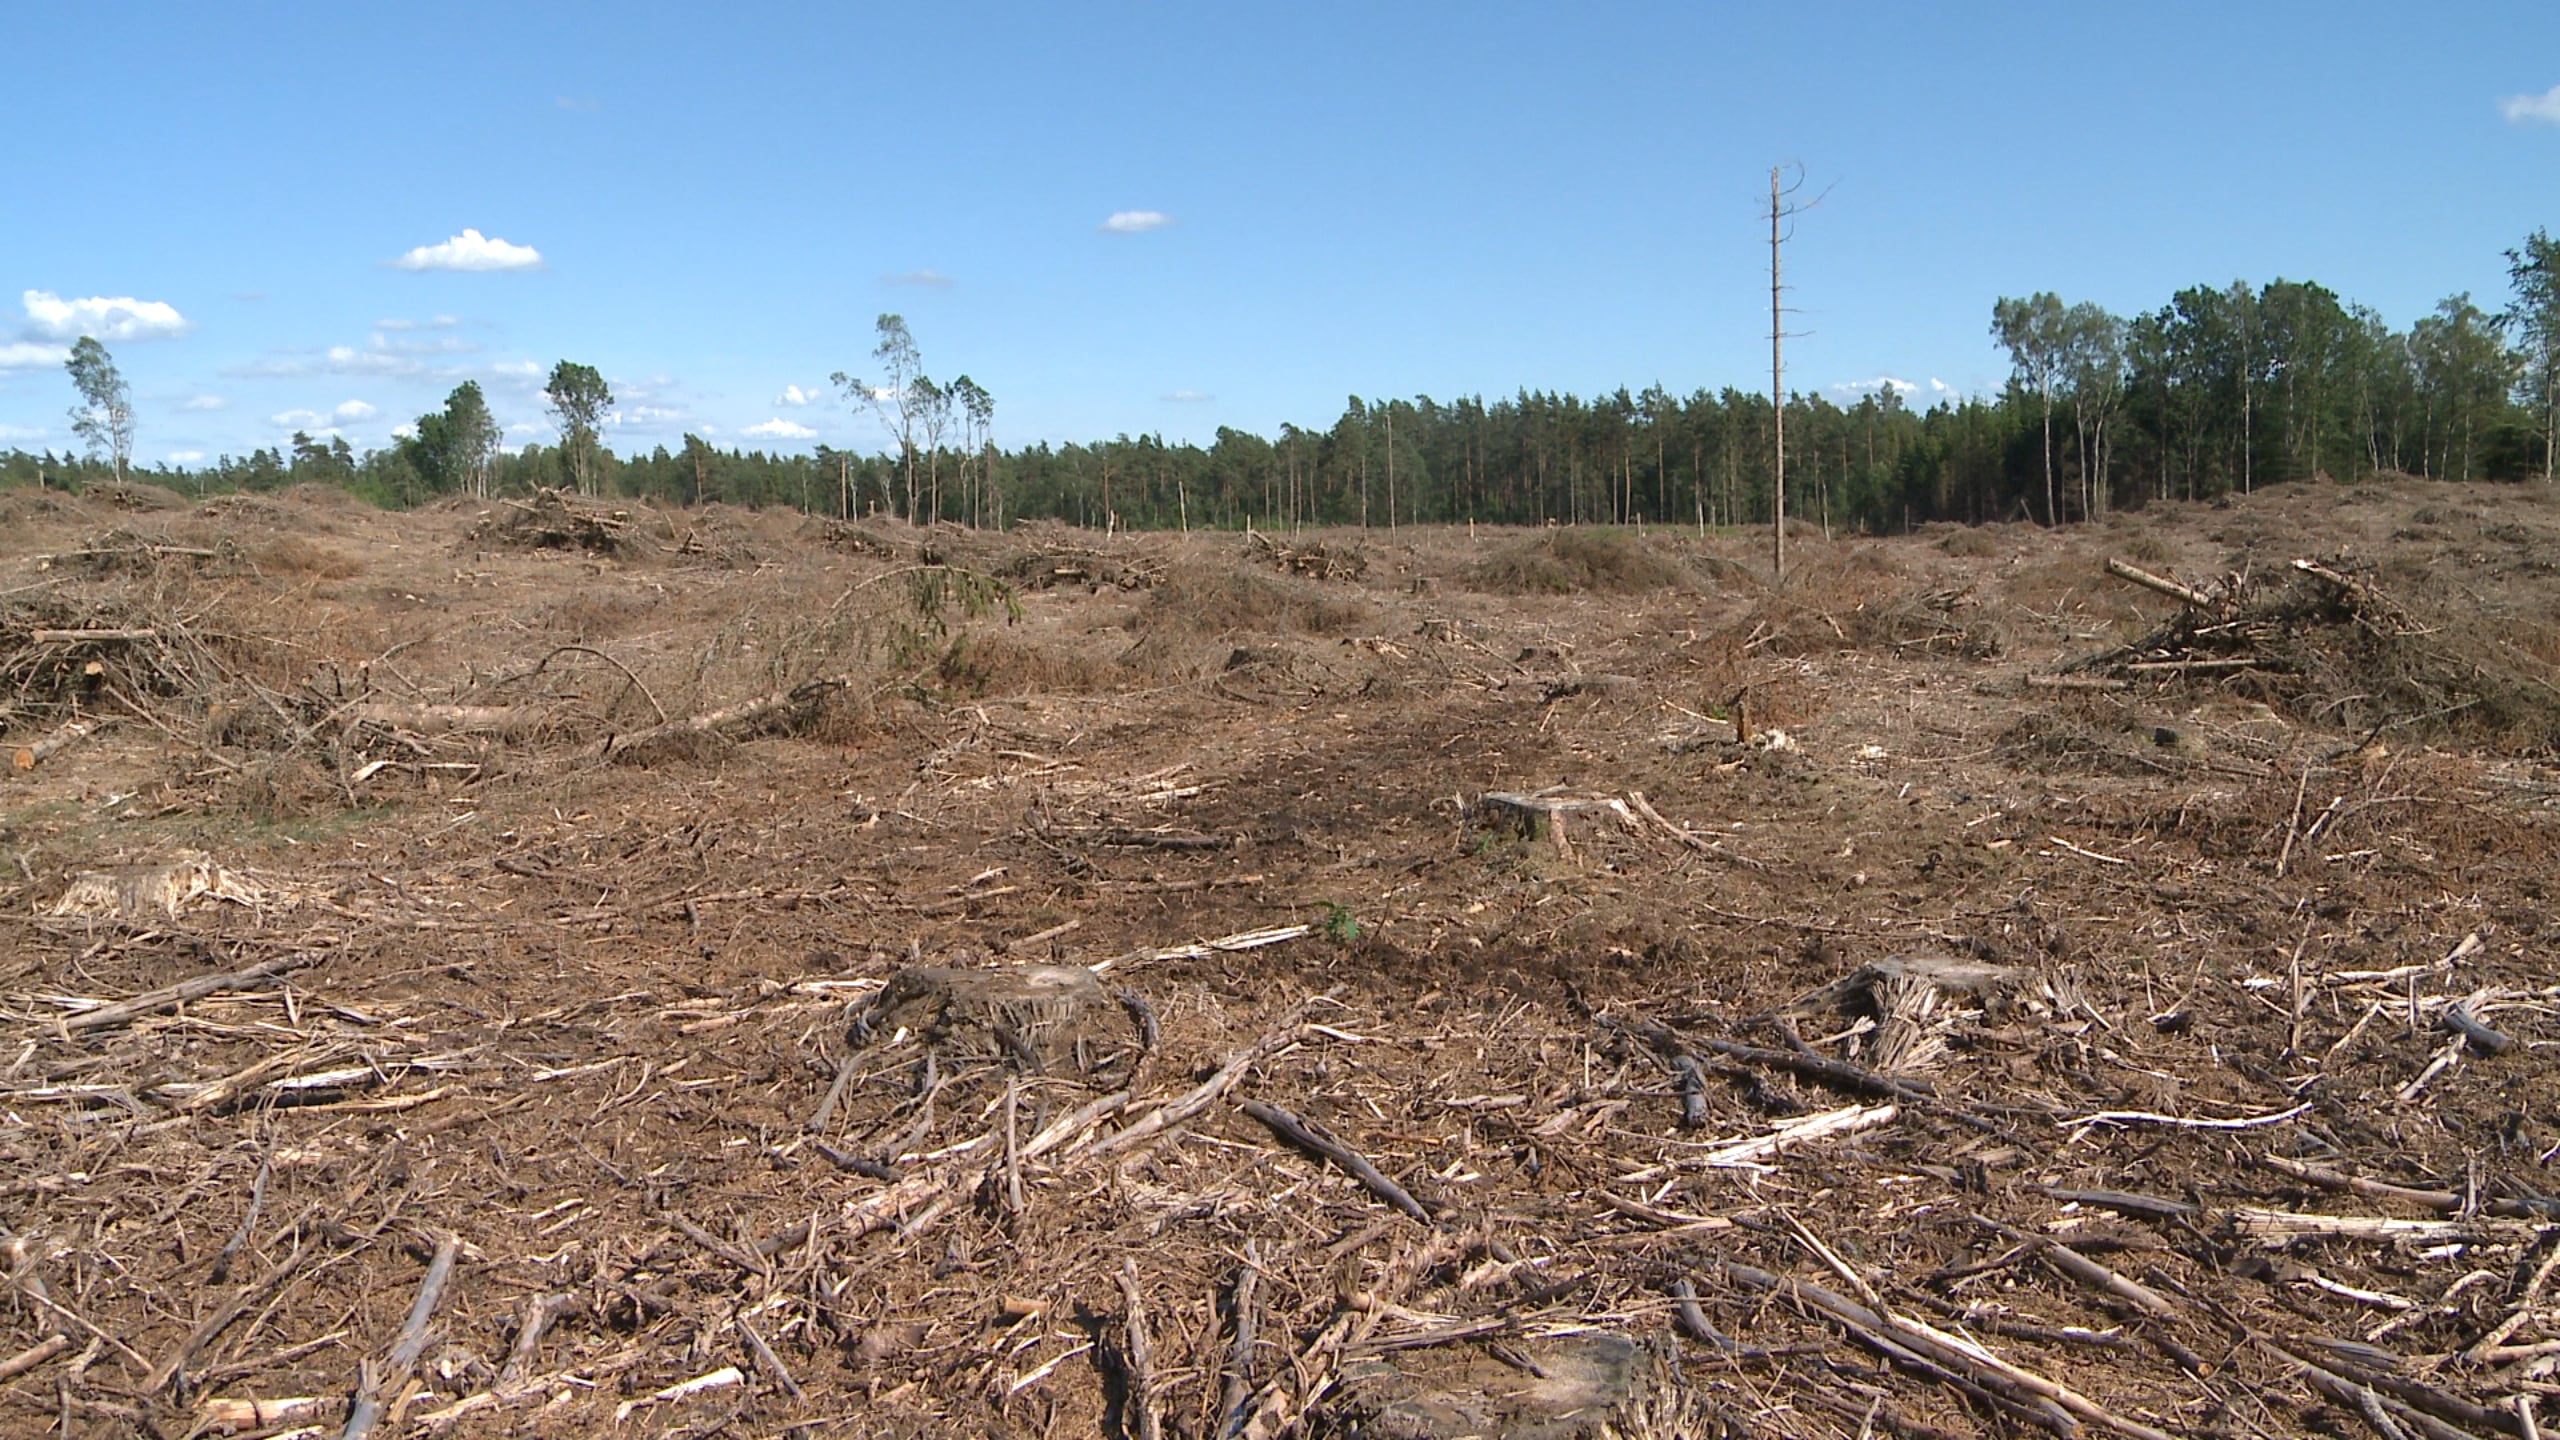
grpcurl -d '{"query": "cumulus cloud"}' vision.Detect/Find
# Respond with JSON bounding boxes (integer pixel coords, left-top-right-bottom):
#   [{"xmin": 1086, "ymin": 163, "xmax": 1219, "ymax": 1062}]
[
  {"xmin": 179, "ymin": 394, "xmax": 229, "ymax": 411},
  {"xmin": 334, "ymin": 400, "xmax": 377, "ymax": 422},
  {"xmin": 166, "ymin": 449, "xmax": 205, "ymax": 464},
  {"xmin": 491, "ymin": 359, "xmax": 544, "ymax": 378},
  {"xmin": 0, "ymin": 341, "xmax": 69, "ymax": 370},
  {"xmin": 21, "ymin": 289, "xmax": 192, "ymax": 342},
  {"xmin": 775, "ymin": 384, "xmax": 820, "ymax": 407},
  {"xmin": 744, "ymin": 418, "xmax": 817, "ymax": 440},
  {"xmin": 1100, "ymin": 210, "xmax": 1171, "ymax": 234},
  {"xmin": 392, "ymin": 423, "xmax": 418, "ymax": 440},
  {"xmin": 883, "ymin": 269, "xmax": 953, "ymax": 288},
  {"xmin": 272, "ymin": 409, "xmax": 329, "ymax": 429},
  {"xmin": 2501, "ymin": 85, "xmax": 2560, "ymax": 125},
  {"xmin": 0, "ymin": 423, "xmax": 47, "ymax": 440},
  {"xmin": 388, "ymin": 228, "xmax": 546, "ymax": 272},
  {"xmin": 1161, "ymin": 389, "xmax": 1215, "ymax": 403}
]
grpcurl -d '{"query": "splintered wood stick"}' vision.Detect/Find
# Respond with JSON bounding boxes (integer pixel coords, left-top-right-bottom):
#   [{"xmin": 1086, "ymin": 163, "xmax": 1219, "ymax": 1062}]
[
  {"xmin": 1217, "ymin": 1245, "xmax": 1260, "ymax": 1440},
  {"xmin": 1239, "ymin": 1098, "xmax": 1433, "ymax": 1225},
  {"xmin": 494, "ymin": 1292, "xmax": 576, "ymax": 1392},
  {"xmin": 340, "ymin": 1232, "xmax": 460, "ymax": 1440},
  {"xmin": 1119, "ymin": 1261, "xmax": 1161, "ymax": 1440}
]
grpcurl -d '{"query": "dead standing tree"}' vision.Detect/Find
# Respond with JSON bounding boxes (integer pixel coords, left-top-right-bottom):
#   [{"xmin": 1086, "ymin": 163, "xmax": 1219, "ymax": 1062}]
[{"xmin": 1768, "ymin": 165, "xmax": 1822, "ymax": 582}]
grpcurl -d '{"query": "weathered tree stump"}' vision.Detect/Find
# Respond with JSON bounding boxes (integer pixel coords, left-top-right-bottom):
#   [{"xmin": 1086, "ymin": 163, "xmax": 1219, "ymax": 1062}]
[{"xmin": 861, "ymin": 964, "xmax": 1131, "ymax": 1080}]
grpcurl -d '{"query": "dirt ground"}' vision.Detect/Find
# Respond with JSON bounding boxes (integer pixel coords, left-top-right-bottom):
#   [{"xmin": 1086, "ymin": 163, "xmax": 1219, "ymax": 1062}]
[{"xmin": 4, "ymin": 477, "xmax": 2560, "ymax": 1440}]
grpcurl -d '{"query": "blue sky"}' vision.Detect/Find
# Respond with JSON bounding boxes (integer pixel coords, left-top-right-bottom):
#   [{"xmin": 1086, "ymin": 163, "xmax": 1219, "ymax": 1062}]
[{"xmin": 2, "ymin": 2, "xmax": 2554, "ymax": 468}]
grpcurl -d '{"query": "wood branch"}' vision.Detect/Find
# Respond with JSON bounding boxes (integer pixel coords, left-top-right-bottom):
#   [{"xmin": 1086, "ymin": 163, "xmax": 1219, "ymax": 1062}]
[
  {"xmin": 2233, "ymin": 1207, "xmax": 2542, "ymax": 1247},
  {"xmin": 2035, "ymin": 1185, "xmax": 2200, "ymax": 1221},
  {"xmin": 30, "ymin": 628, "xmax": 157, "ymax": 643},
  {"xmin": 0, "ymin": 1333, "xmax": 70, "ymax": 1383},
  {"xmin": 2106, "ymin": 558, "xmax": 2221, "ymax": 610},
  {"xmin": 60, "ymin": 950, "xmax": 329, "ymax": 1035},
  {"xmin": 1977, "ymin": 1216, "xmax": 2181, "ymax": 1319},
  {"xmin": 2254, "ymin": 1156, "xmax": 2464, "ymax": 1213},
  {"xmin": 2029, "ymin": 674, "xmax": 2134, "ymax": 691},
  {"xmin": 2276, "ymin": 1337, "xmax": 2529, "ymax": 1440},
  {"xmin": 1240, "ymin": 1098, "xmax": 1434, "ymax": 1224},
  {"xmin": 1119, "ymin": 1261, "xmax": 1162, "ymax": 1440},
  {"xmin": 340, "ymin": 1232, "xmax": 460, "ymax": 1440},
  {"xmin": 2120, "ymin": 657, "xmax": 2260, "ymax": 674},
  {"xmin": 343, "ymin": 702, "xmax": 540, "ymax": 738},
  {"xmin": 2442, "ymin": 1001, "xmax": 2517, "ymax": 1057},
  {"xmin": 1704, "ymin": 1103, "xmax": 1898, "ymax": 1169},
  {"xmin": 1088, "ymin": 1012, "xmax": 1305, "ymax": 1158},
  {"xmin": 589, "ymin": 676, "xmax": 849, "ymax": 762},
  {"xmin": 1217, "ymin": 1246, "xmax": 1260, "ymax": 1440},
  {"xmin": 1727, "ymin": 1262, "xmax": 2179, "ymax": 1440},
  {"xmin": 11, "ymin": 716, "xmax": 102, "ymax": 772},
  {"xmin": 494, "ymin": 1292, "xmax": 576, "ymax": 1392}
]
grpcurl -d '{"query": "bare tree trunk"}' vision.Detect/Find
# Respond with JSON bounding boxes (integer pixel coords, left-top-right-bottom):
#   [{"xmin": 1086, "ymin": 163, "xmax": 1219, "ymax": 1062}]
[{"xmin": 1770, "ymin": 166, "xmax": 1787, "ymax": 579}]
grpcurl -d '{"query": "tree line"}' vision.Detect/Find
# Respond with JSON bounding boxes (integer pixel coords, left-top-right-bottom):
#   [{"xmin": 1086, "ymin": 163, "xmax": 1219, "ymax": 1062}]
[{"xmin": 14, "ymin": 232, "xmax": 2556, "ymax": 532}]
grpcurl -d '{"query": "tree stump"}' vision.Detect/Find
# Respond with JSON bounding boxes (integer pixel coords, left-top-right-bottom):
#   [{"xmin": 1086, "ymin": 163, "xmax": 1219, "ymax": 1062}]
[
  {"xmin": 1316, "ymin": 1333, "xmax": 1717, "ymax": 1439},
  {"xmin": 861, "ymin": 964, "xmax": 1132, "ymax": 1080}
]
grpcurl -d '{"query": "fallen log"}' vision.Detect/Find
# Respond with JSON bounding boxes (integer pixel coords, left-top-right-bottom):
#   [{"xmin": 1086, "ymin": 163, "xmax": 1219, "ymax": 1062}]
[{"xmin": 11, "ymin": 716, "xmax": 102, "ymax": 772}]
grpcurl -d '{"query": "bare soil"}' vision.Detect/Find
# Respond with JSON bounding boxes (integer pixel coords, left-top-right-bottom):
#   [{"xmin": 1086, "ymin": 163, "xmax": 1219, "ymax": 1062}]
[{"xmin": 4, "ymin": 478, "xmax": 2560, "ymax": 1439}]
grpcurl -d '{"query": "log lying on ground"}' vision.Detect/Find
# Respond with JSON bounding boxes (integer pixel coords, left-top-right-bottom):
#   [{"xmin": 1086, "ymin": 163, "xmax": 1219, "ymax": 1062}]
[
  {"xmin": 343, "ymin": 703, "xmax": 541, "ymax": 738},
  {"xmin": 12, "ymin": 716, "xmax": 102, "ymax": 772}
]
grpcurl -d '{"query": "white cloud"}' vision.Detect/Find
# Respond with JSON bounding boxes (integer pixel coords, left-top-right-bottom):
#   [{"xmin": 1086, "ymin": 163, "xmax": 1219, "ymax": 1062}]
[
  {"xmin": 273, "ymin": 409, "xmax": 328, "ymax": 429},
  {"xmin": 375, "ymin": 314, "xmax": 462, "ymax": 332},
  {"xmin": 387, "ymin": 228, "xmax": 545, "ymax": 273},
  {"xmin": 1100, "ymin": 210, "xmax": 1171, "ymax": 234},
  {"xmin": 1162, "ymin": 389, "xmax": 1214, "ymax": 403},
  {"xmin": 1828, "ymin": 375, "xmax": 1919, "ymax": 399},
  {"xmin": 776, "ymin": 384, "xmax": 819, "ymax": 407},
  {"xmin": 179, "ymin": 393, "xmax": 229, "ymax": 411},
  {"xmin": 392, "ymin": 423, "xmax": 418, "ymax": 440},
  {"xmin": 0, "ymin": 341, "xmax": 68, "ymax": 370},
  {"xmin": 506, "ymin": 421, "xmax": 545, "ymax": 434},
  {"xmin": 883, "ymin": 269, "xmax": 953, "ymax": 288},
  {"xmin": 0, "ymin": 423, "xmax": 46, "ymax": 440},
  {"xmin": 491, "ymin": 359, "xmax": 542, "ymax": 378},
  {"xmin": 225, "ymin": 345, "xmax": 431, "ymax": 380},
  {"xmin": 2500, "ymin": 85, "xmax": 2560, "ymax": 125},
  {"xmin": 744, "ymin": 418, "xmax": 817, "ymax": 440},
  {"xmin": 21, "ymin": 289, "xmax": 192, "ymax": 342},
  {"xmin": 166, "ymin": 449, "xmax": 205, "ymax": 464},
  {"xmin": 334, "ymin": 400, "xmax": 377, "ymax": 422}
]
